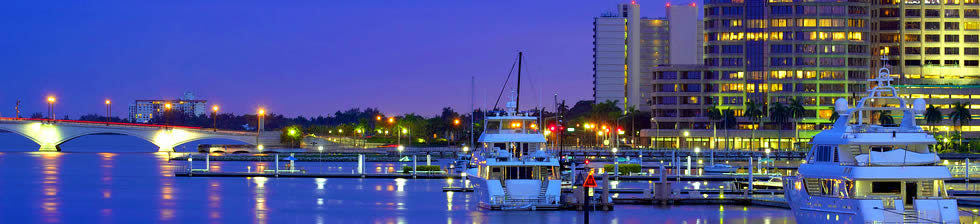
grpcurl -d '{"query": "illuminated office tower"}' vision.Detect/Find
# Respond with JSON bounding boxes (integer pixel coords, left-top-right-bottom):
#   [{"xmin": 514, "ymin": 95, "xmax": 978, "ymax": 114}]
[
  {"xmin": 874, "ymin": 0, "xmax": 980, "ymax": 137},
  {"xmin": 644, "ymin": 0, "xmax": 872, "ymax": 149}
]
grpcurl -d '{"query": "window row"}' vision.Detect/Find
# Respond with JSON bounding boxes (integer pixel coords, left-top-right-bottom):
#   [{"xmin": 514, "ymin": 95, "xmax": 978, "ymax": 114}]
[
  {"xmin": 904, "ymin": 60, "xmax": 980, "ymax": 66},
  {"xmin": 903, "ymin": 8, "xmax": 979, "ymax": 18},
  {"xmin": 903, "ymin": 47, "xmax": 980, "ymax": 55},
  {"xmin": 707, "ymin": 32, "xmax": 865, "ymax": 41},
  {"xmin": 904, "ymin": 34, "xmax": 980, "ymax": 43},
  {"xmin": 902, "ymin": 21, "xmax": 979, "ymax": 30}
]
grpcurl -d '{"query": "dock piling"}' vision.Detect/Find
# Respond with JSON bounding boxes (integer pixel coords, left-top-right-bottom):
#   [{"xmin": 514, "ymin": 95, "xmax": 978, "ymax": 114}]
[
  {"xmin": 748, "ymin": 156, "xmax": 754, "ymax": 193},
  {"xmin": 686, "ymin": 156, "xmax": 691, "ymax": 176}
]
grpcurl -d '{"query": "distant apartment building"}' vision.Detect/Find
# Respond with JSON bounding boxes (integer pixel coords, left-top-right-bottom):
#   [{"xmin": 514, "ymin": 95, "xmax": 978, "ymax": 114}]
[
  {"xmin": 593, "ymin": 2, "xmax": 703, "ymax": 111},
  {"xmin": 128, "ymin": 92, "xmax": 208, "ymax": 123},
  {"xmin": 873, "ymin": 0, "xmax": 980, "ymax": 137}
]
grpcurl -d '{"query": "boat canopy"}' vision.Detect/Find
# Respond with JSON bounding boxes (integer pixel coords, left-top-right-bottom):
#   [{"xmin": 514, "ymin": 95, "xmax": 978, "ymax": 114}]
[{"xmin": 478, "ymin": 133, "xmax": 546, "ymax": 143}]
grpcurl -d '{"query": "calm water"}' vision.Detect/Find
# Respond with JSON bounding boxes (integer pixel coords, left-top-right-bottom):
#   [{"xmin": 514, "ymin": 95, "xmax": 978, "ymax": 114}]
[
  {"xmin": 0, "ymin": 133, "xmax": 797, "ymax": 223},
  {"xmin": 0, "ymin": 152, "xmax": 797, "ymax": 224}
]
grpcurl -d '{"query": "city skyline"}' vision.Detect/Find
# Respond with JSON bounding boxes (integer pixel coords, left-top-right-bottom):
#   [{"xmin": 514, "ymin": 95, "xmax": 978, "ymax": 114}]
[{"xmin": 1, "ymin": 1, "xmax": 669, "ymax": 118}]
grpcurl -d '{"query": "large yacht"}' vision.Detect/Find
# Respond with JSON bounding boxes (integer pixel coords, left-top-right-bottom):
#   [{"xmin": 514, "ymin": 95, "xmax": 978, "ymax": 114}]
[
  {"xmin": 784, "ymin": 64, "xmax": 959, "ymax": 223},
  {"xmin": 466, "ymin": 100, "xmax": 562, "ymax": 210}
]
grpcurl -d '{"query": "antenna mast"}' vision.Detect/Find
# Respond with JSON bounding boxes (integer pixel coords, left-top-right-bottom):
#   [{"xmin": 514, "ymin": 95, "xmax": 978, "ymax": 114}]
[{"xmin": 516, "ymin": 51, "xmax": 523, "ymax": 112}]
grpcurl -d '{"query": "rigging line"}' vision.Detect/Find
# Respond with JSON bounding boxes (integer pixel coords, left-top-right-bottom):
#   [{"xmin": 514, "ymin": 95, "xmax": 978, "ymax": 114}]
[{"xmin": 493, "ymin": 55, "xmax": 519, "ymax": 110}]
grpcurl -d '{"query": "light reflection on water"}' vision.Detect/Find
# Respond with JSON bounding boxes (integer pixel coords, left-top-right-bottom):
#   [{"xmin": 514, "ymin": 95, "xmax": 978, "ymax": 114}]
[{"xmin": 0, "ymin": 152, "xmax": 802, "ymax": 223}]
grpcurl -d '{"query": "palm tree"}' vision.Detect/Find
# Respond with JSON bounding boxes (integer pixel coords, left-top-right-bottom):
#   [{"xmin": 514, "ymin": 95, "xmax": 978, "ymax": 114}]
[
  {"xmin": 949, "ymin": 102, "xmax": 972, "ymax": 150},
  {"xmin": 744, "ymin": 101, "xmax": 765, "ymax": 150},
  {"xmin": 707, "ymin": 106, "xmax": 722, "ymax": 149},
  {"xmin": 924, "ymin": 104, "xmax": 944, "ymax": 133},
  {"xmin": 829, "ymin": 109, "xmax": 840, "ymax": 123},
  {"xmin": 722, "ymin": 109, "xmax": 737, "ymax": 150},
  {"xmin": 878, "ymin": 110, "xmax": 895, "ymax": 126},
  {"xmin": 786, "ymin": 98, "xmax": 806, "ymax": 150},
  {"xmin": 769, "ymin": 102, "xmax": 789, "ymax": 151}
]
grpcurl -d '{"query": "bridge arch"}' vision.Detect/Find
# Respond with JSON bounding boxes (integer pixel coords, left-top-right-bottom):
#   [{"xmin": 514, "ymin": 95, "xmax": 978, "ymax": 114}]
[
  {"xmin": 55, "ymin": 131, "xmax": 160, "ymax": 152},
  {"xmin": 0, "ymin": 120, "xmax": 261, "ymax": 152},
  {"xmin": 174, "ymin": 137, "xmax": 255, "ymax": 152},
  {"xmin": 0, "ymin": 126, "xmax": 43, "ymax": 150}
]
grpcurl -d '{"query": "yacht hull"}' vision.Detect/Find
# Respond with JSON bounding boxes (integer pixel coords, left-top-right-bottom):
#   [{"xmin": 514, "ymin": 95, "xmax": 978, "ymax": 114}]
[{"xmin": 784, "ymin": 176, "xmax": 959, "ymax": 223}]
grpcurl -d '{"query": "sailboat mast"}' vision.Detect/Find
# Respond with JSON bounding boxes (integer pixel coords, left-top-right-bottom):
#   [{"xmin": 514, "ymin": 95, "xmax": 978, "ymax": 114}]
[{"xmin": 516, "ymin": 51, "xmax": 522, "ymax": 112}]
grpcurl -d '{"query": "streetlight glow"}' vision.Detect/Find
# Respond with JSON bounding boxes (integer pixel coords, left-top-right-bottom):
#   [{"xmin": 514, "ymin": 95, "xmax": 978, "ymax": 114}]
[
  {"xmin": 105, "ymin": 100, "xmax": 111, "ymax": 105},
  {"xmin": 165, "ymin": 103, "xmax": 172, "ymax": 110},
  {"xmin": 47, "ymin": 96, "xmax": 56, "ymax": 103},
  {"xmin": 258, "ymin": 108, "xmax": 266, "ymax": 115},
  {"xmin": 387, "ymin": 117, "xmax": 395, "ymax": 124},
  {"xmin": 212, "ymin": 105, "xmax": 219, "ymax": 112}
]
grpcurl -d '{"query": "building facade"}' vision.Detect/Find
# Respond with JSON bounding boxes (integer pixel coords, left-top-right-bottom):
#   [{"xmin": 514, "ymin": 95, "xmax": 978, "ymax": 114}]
[
  {"xmin": 128, "ymin": 92, "xmax": 208, "ymax": 123},
  {"xmin": 639, "ymin": 0, "xmax": 875, "ymax": 150},
  {"xmin": 873, "ymin": 0, "xmax": 980, "ymax": 137},
  {"xmin": 593, "ymin": 3, "xmax": 702, "ymax": 111}
]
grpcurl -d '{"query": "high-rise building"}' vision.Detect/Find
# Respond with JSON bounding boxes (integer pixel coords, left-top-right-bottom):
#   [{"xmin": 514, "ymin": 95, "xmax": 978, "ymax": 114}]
[
  {"xmin": 640, "ymin": 0, "xmax": 874, "ymax": 149},
  {"xmin": 128, "ymin": 92, "xmax": 208, "ymax": 123},
  {"xmin": 873, "ymin": 0, "xmax": 980, "ymax": 137},
  {"xmin": 593, "ymin": 3, "xmax": 702, "ymax": 111}
]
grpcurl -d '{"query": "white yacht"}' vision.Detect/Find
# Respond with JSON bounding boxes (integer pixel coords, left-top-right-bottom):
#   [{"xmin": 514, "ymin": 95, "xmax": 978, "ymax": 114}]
[
  {"xmin": 466, "ymin": 102, "xmax": 562, "ymax": 210},
  {"xmin": 784, "ymin": 65, "xmax": 959, "ymax": 223}
]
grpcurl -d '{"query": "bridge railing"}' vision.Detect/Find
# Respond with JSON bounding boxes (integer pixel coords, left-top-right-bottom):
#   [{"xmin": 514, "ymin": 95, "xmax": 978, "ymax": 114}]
[{"xmin": 0, "ymin": 117, "xmax": 257, "ymax": 135}]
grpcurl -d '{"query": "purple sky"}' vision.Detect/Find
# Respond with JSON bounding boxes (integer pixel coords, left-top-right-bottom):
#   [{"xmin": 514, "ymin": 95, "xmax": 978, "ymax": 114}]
[{"xmin": 0, "ymin": 0, "xmax": 670, "ymax": 118}]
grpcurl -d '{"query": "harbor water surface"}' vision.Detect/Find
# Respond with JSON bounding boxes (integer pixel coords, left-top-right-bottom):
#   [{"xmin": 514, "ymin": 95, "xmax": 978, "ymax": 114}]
[{"xmin": 0, "ymin": 133, "xmax": 796, "ymax": 223}]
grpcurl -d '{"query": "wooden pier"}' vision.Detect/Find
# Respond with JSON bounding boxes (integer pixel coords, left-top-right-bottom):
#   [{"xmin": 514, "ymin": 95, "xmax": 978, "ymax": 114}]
[{"xmin": 174, "ymin": 170, "xmax": 458, "ymax": 179}]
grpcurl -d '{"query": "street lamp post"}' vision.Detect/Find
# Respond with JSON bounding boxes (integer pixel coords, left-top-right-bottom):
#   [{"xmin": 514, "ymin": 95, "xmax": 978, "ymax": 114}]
[
  {"xmin": 257, "ymin": 108, "xmax": 266, "ymax": 146},
  {"xmin": 105, "ymin": 99, "xmax": 111, "ymax": 125},
  {"xmin": 46, "ymin": 96, "xmax": 56, "ymax": 121},
  {"xmin": 615, "ymin": 115, "xmax": 629, "ymax": 150},
  {"xmin": 212, "ymin": 105, "xmax": 219, "ymax": 132},
  {"xmin": 453, "ymin": 118, "xmax": 461, "ymax": 146},
  {"xmin": 164, "ymin": 103, "xmax": 172, "ymax": 128},
  {"xmin": 387, "ymin": 117, "xmax": 395, "ymax": 137}
]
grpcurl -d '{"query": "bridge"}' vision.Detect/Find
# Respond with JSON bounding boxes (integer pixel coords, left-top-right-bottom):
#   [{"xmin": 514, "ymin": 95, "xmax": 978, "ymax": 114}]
[{"xmin": 0, "ymin": 118, "xmax": 259, "ymax": 152}]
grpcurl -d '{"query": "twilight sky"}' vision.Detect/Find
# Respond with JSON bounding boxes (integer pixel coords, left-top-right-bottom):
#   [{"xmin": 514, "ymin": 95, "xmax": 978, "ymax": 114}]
[{"xmin": 0, "ymin": 0, "xmax": 671, "ymax": 118}]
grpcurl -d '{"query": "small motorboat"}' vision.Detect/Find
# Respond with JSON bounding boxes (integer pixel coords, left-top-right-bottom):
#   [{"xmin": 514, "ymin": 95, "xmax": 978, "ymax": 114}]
[{"xmin": 703, "ymin": 164, "xmax": 737, "ymax": 174}]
